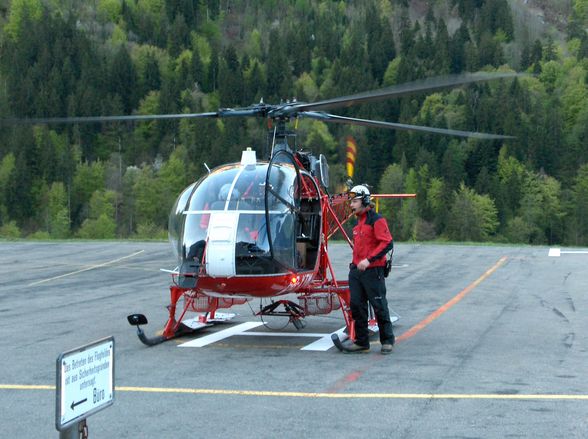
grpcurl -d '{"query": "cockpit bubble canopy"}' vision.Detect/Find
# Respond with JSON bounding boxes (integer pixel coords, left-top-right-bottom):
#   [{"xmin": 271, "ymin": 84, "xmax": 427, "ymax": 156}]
[{"xmin": 168, "ymin": 156, "xmax": 299, "ymax": 275}]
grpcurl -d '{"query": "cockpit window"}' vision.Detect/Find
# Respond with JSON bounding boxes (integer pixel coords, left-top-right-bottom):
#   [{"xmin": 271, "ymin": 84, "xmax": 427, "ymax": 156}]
[
  {"xmin": 184, "ymin": 163, "xmax": 296, "ymax": 213},
  {"xmin": 169, "ymin": 182, "xmax": 196, "ymax": 259},
  {"xmin": 231, "ymin": 165, "xmax": 268, "ymax": 211},
  {"xmin": 187, "ymin": 166, "xmax": 240, "ymax": 211},
  {"xmin": 267, "ymin": 164, "xmax": 296, "ymax": 212}
]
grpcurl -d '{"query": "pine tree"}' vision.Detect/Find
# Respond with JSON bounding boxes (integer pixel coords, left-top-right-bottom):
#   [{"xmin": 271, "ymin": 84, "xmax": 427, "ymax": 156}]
[{"xmin": 110, "ymin": 46, "xmax": 138, "ymax": 114}]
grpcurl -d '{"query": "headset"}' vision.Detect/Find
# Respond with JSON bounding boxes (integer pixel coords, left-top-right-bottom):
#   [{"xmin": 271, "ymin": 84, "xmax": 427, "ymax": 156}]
[{"xmin": 361, "ymin": 192, "xmax": 371, "ymax": 207}]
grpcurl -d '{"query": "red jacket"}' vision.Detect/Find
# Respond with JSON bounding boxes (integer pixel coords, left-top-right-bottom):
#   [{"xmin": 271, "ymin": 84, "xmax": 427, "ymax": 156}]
[{"xmin": 352, "ymin": 209, "xmax": 393, "ymax": 268}]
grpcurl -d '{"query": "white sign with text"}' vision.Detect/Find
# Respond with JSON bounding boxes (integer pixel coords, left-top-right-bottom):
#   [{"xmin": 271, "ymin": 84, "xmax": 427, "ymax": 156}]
[{"xmin": 56, "ymin": 337, "xmax": 114, "ymax": 430}]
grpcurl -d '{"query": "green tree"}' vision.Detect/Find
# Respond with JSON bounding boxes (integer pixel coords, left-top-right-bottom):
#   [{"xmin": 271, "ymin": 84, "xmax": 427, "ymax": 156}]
[
  {"xmin": 302, "ymin": 121, "xmax": 338, "ymax": 163},
  {"xmin": 479, "ymin": 0, "xmax": 513, "ymax": 42},
  {"xmin": 365, "ymin": 3, "xmax": 395, "ymax": 82},
  {"xmin": 287, "ymin": 19, "xmax": 313, "ymax": 77},
  {"xmin": 294, "ymin": 72, "xmax": 319, "ymax": 103},
  {"xmin": 110, "ymin": 45, "xmax": 138, "ymax": 113},
  {"xmin": 77, "ymin": 190, "xmax": 117, "ymax": 239},
  {"xmin": 433, "ymin": 18, "xmax": 450, "ymax": 75},
  {"xmin": 243, "ymin": 59, "xmax": 266, "ymax": 104},
  {"xmin": 446, "ymin": 183, "xmax": 498, "ymax": 241},
  {"xmin": 47, "ymin": 182, "xmax": 70, "ymax": 238},
  {"xmin": 0, "ymin": 153, "xmax": 16, "ymax": 225},
  {"xmin": 566, "ymin": 164, "xmax": 588, "ymax": 245},
  {"xmin": 395, "ymin": 168, "xmax": 419, "ymax": 240},
  {"xmin": 167, "ymin": 13, "xmax": 189, "ymax": 57},
  {"xmin": 158, "ymin": 146, "xmax": 189, "ymax": 214},
  {"xmin": 563, "ymin": 90, "xmax": 588, "ymax": 176},
  {"xmin": 503, "ymin": 216, "xmax": 536, "ymax": 243},
  {"xmin": 134, "ymin": 45, "xmax": 164, "ymax": 97},
  {"xmin": 191, "ymin": 48, "xmax": 205, "ymax": 90},
  {"xmin": 265, "ymin": 29, "xmax": 291, "ymax": 101},
  {"xmin": 428, "ymin": 176, "xmax": 450, "ymax": 234},
  {"xmin": 218, "ymin": 45, "xmax": 243, "ymax": 105},
  {"xmin": 441, "ymin": 142, "xmax": 468, "ymax": 190},
  {"xmin": 4, "ymin": 0, "xmax": 43, "ymax": 41},
  {"xmin": 449, "ymin": 23, "xmax": 470, "ymax": 73},
  {"xmin": 377, "ymin": 163, "xmax": 405, "ymax": 231},
  {"xmin": 0, "ymin": 221, "xmax": 21, "ymax": 238},
  {"xmin": 495, "ymin": 148, "xmax": 528, "ymax": 223},
  {"xmin": 71, "ymin": 161, "xmax": 106, "ymax": 229},
  {"xmin": 133, "ymin": 165, "xmax": 164, "ymax": 228},
  {"xmin": 519, "ymin": 174, "xmax": 564, "ymax": 244}
]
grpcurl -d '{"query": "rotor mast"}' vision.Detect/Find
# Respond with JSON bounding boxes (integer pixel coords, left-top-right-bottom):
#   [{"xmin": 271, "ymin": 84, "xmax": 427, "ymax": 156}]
[{"xmin": 267, "ymin": 116, "xmax": 298, "ymax": 160}]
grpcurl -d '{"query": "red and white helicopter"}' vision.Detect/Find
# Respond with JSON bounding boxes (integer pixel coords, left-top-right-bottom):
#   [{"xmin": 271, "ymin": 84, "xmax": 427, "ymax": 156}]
[
  {"xmin": 3, "ymin": 72, "xmax": 519, "ymax": 346},
  {"xmin": 128, "ymin": 144, "xmax": 416, "ymax": 346},
  {"xmin": 119, "ymin": 72, "xmax": 518, "ymax": 346}
]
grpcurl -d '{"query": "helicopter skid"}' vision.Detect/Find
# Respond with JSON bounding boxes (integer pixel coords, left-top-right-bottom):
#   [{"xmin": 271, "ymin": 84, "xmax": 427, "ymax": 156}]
[{"xmin": 135, "ymin": 327, "xmax": 168, "ymax": 347}]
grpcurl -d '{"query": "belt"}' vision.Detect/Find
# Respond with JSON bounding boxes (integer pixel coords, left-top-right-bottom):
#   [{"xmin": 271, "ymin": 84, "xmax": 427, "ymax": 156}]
[{"xmin": 349, "ymin": 263, "xmax": 382, "ymax": 270}]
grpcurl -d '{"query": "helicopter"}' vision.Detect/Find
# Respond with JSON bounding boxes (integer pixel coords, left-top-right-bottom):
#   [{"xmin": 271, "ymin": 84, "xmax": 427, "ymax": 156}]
[{"xmin": 3, "ymin": 71, "xmax": 520, "ymax": 347}]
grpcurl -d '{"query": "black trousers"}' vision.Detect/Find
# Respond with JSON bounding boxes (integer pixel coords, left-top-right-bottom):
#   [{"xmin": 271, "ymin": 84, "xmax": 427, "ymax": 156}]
[{"xmin": 349, "ymin": 267, "xmax": 395, "ymax": 347}]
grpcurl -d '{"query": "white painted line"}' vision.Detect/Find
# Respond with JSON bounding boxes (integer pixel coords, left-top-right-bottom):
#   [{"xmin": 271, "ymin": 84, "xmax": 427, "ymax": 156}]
[
  {"xmin": 28, "ymin": 250, "xmax": 145, "ymax": 286},
  {"xmin": 549, "ymin": 248, "xmax": 588, "ymax": 257},
  {"xmin": 242, "ymin": 332, "xmax": 333, "ymax": 338},
  {"xmin": 178, "ymin": 321, "xmax": 350, "ymax": 351},
  {"xmin": 178, "ymin": 316, "xmax": 401, "ymax": 351},
  {"xmin": 178, "ymin": 322, "xmax": 263, "ymax": 347}
]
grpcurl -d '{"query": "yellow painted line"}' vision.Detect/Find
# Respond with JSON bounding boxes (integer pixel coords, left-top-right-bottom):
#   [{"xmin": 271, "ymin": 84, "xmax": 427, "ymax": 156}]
[
  {"xmin": 0, "ymin": 384, "xmax": 55, "ymax": 390},
  {"xmin": 28, "ymin": 250, "xmax": 145, "ymax": 286},
  {"xmin": 1, "ymin": 385, "xmax": 587, "ymax": 400}
]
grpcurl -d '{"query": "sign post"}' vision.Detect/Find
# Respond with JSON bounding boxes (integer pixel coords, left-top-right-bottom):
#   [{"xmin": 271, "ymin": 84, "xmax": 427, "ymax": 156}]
[{"xmin": 56, "ymin": 337, "xmax": 114, "ymax": 437}]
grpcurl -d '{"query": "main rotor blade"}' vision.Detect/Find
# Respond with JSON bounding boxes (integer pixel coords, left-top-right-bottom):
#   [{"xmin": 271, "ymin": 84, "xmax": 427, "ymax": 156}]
[
  {"xmin": 0, "ymin": 112, "xmax": 220, "ymax": 126},
  {"xmin": 290, "ymin": 72, "xmax": 522, "ymax": 114},
  {"xmin": 301, "ymin": 112, "xmax": 515, "ymax": 140},
  {"xmin": 0, "ymin": 107, "xmax": 271, "ymax": 126}
]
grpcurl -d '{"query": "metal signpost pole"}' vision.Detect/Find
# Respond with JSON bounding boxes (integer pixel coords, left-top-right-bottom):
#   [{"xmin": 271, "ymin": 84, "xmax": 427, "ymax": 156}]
[{"xmin": 59, "ymin": 419, "xmax": 87, "ymax": 439}]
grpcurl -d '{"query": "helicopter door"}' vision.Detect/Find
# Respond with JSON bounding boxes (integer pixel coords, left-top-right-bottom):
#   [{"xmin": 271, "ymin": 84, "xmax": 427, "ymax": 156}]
[{"xmin": 265, "ymin": 151, "xmax": 300, "ymax": 271}]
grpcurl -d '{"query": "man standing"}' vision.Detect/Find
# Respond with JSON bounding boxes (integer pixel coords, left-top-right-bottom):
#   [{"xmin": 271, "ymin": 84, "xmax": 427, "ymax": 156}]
[{"xmin": 343, "ymin": 185, "xmax": 395, "ymax": 354}]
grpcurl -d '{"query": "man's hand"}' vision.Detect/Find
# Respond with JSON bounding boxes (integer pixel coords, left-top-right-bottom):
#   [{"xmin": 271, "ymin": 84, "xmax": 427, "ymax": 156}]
[{"xmin": 357, "ymin": 258, "xmax": 370, "ymax": 271}]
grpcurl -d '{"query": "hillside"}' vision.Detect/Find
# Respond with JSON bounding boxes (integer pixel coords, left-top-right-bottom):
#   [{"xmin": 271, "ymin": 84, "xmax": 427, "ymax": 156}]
[{"xmin": 0, "ymin": 0, "xmax": 587, "ymax": 246}]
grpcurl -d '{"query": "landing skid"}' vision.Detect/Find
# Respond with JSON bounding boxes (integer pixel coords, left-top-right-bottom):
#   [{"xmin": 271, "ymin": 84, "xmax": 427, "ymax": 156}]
[
  {"xmin": 127, "ymin": 314, "xmax": 194, "ymax": 346},
  {"xmin": 127, "ymin": 313, "xmax": 236, "ymax": 347}
]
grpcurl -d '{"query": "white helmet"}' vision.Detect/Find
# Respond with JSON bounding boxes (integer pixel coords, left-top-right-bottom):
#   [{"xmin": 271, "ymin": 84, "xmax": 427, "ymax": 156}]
[{"xmin": 349, "ymin": 184, "xmax": 370, "ymax": 206}]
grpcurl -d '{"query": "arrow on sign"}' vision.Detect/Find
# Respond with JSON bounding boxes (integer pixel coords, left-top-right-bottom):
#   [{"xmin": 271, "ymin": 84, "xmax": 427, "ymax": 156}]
[{"xmin": 71, "ymin": 398, "xmax": 87, "ymax": 410}]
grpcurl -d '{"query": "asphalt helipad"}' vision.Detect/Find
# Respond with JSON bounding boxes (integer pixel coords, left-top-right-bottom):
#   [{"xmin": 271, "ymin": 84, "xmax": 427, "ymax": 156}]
[{"xmin": 1, "ymin": 241, "xmax": 587, "ymax": 438}]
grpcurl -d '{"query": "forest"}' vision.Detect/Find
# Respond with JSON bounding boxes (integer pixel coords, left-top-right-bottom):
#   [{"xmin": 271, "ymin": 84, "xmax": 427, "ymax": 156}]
[{"xmin": 0, "ymin": 0, "xmax": 587, "ymax": 245}]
